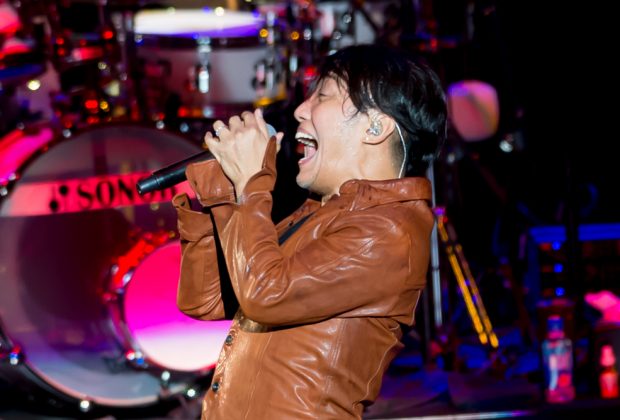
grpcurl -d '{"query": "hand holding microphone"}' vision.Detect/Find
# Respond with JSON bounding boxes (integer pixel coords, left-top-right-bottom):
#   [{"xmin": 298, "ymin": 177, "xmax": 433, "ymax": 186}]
[
  {"xmin": 206, "ymin": 109, "xmax": 282, "ymax": 197},
  {"xmin": 136, "ymin": 111, "xmax": 283, "ymax": 195}
]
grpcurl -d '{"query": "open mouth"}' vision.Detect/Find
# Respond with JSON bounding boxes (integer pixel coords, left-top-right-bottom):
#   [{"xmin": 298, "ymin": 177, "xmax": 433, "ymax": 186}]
[{"xmin": 295, "ymin": 132, "xmax": 318, "ymax": 162}]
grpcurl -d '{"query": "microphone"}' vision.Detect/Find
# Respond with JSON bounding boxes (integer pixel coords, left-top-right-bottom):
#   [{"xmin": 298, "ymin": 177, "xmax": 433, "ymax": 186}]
[{"xmin": 136, "ymin": 124, "xmax": 277, "ymax": 195}]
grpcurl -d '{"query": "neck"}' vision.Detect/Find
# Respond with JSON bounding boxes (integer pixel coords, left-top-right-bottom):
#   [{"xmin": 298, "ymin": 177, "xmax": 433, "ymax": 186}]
[{"xmin": 359, "ymin": 144, "xmax": 400, "ymax": 181}]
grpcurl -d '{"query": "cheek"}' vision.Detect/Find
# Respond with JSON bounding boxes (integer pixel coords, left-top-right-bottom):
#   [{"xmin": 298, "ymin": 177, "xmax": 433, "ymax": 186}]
[
  {"xmin": 335, "ymin": 116, "xmax": 364, "ymax": 150},
  {"xmin": 316, "ymin": 108, "xmax": 338, "ymax": 132}
]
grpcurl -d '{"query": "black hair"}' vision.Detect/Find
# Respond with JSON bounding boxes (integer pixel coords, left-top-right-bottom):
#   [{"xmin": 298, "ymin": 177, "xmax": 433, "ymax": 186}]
[{"xmin": 316, "ymin": 44, "xmax": 447, "ymax": 177}]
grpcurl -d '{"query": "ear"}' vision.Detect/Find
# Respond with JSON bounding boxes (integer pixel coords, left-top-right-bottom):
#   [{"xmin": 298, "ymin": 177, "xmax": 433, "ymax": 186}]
[{"xmin": 362, "ymin": 113, "xmax": 396, "ymax": 145}]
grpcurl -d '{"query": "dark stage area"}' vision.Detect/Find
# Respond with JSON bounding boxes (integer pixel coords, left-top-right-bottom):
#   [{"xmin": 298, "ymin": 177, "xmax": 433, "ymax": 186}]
[
  {"xmin": 2, "ymin": 0, "xmax": 619, "ymax": 418},
  {"xmin": 3, "ymin": 326, "xmax": 620, "ymax": 419}
]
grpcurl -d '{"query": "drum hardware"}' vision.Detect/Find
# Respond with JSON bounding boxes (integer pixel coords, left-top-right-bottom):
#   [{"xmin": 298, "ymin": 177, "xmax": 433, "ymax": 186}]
[
  {"xmin": 47, "ymin": 0, "xmax": 119, "ymax": 71},
  {"xmin": 193, "ymin": 36, "xmax": 212, "ymax": 95},
  {"xmin": 292, "ymin": 0, "xmax": 320, "ymax": 65},
  {"xmin": 0, "ymin": 319, "xmax": 23, "ymax": 366},
  {"xmin": 0, "ymin": 345, "xmax": 24, "ymax": 366},
  {"xmin": 313, "ymin": 0, "xmax": 387, "ymax": 54},
  {"xmin": 0, "ymin": 122, "xmax": 56, "ymax": 194},
  {"xmin": 248, "ymin": 4, "xmax": 296, "ymax": 106},
  {"xmin": 36, "ymin": 0, "xmax": 135, "ymax": 128},
  {"xmin": 0, "ymin": 2, "xmax": 57, "ymax": 131},
  {"xmin": 48, "ymin": 85, "xmax": 111, "ymax": 130},
  {"xmin": 253, "ymin": 53, "xmax": 283, "ymax": 107},
  {"xmin": 253, "ymin": 9, "xmax": 286, "ymax": 108},
  {"xmin": 109, "ymin": 7, "xmax": 143, "ymax": 121},
  {"xmin": 323, "ymin": 5, "xmax": 355, "ymax": 53},
  {"xmin": 0, "ymin": 123, "xmax": 221, "ymax": 412}
]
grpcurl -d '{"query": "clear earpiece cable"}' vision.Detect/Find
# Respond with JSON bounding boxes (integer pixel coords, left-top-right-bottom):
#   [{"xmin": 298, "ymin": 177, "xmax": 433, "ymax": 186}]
[{"xmin": 395, "ymin": 123, "xmax": 406, "ymax": 178}]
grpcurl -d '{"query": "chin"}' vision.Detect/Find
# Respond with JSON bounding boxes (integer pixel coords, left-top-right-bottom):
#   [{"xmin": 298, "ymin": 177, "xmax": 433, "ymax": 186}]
[{"xmin": 295, "ymin": 175, "xmax": 311, "ymax": 190}]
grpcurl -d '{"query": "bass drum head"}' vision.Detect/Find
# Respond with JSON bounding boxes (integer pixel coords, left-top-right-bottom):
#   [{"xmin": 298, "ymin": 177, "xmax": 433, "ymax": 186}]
[{"xmin": 0, "ymin": 124, "xmax": 210, "ymax": 410}]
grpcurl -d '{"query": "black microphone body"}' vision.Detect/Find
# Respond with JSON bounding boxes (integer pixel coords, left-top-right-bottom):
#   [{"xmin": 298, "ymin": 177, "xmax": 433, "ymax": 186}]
[
  {"xmin": 136, "ymin": 150, "xmax": 214, "ymax": 195},
  {"xmin": 136, "ymin": 124, "xmax": 276, "ymax": 195}
]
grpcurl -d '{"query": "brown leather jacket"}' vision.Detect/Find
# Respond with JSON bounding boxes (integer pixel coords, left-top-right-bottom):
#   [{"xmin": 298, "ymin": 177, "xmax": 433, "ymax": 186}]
[{"xmin": 172, "ymin": 139, "xmax": 434, "ymax": 419}]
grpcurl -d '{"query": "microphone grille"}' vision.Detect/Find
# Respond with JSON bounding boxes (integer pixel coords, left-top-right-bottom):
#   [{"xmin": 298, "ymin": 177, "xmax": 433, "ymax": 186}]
[{"xmin": 266, "ymin": 123, "xmax": 277, "ymax": 138}]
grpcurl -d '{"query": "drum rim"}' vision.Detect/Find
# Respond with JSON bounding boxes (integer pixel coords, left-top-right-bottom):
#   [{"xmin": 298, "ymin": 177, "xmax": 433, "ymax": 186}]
[
  {"xmin": 0, "ymin": 121, "xmax": 201, "ymax": 201},
  {"xmin": 135, "ymin": 32, "xmax": 266, "ymax": 49}
]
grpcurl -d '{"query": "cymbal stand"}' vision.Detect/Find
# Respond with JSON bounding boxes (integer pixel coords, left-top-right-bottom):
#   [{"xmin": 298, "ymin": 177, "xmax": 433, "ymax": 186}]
[
  {"xmin": 434, "ymin": 205, "xmax": 499, "ymax": 349},
  {"xmin": 254, "ymin": 9, "xmax": 285, "ymax": 108},
  {"xmin": 109, "ymin": 6, "xmax": 140, "ymax": 121}
]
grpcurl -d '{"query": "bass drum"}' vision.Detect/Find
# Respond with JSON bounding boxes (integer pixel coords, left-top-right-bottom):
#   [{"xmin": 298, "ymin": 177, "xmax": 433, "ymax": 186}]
[{"xmin": 0, "ymin": 123, "xmax": 230, "ymax": 414}]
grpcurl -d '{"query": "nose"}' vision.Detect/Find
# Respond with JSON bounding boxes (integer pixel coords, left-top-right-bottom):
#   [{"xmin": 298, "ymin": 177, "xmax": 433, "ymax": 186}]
[{"xmin": 294, "ymin": 98, "xmax": 310, "ymax": 123}]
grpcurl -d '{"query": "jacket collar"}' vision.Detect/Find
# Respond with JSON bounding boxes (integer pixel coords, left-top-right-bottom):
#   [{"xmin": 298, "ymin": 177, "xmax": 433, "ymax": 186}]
[{"xmin": 324, "ymin": 177, "xmax": 432, "ymax": 211}]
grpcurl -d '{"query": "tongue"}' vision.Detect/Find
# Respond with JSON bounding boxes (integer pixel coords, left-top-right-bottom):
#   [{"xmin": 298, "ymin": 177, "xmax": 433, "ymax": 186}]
[{"xmin": 305, "ymin": 145, "xmax": 317, "ymax": 159}]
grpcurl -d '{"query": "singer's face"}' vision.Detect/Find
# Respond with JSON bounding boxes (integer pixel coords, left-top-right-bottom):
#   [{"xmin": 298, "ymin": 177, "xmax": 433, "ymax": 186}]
[{"xmin": 293, "ymin": 77, "xmax": 369, "ymax": 200}]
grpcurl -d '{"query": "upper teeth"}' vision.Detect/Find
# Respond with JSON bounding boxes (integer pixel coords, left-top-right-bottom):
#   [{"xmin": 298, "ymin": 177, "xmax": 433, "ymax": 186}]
[{"xmin": 295, "ymin": 132, "xmax": 316, "ymax": 147}]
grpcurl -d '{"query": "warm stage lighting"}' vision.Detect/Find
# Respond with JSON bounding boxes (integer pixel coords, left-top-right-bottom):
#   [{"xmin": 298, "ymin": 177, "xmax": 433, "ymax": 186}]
[
  {"xmin": 26, "ymin": 79, "xmax": 41, "ymax": 91},
  {"xmin": 85, "ymin": 99, "xmax": 99, "ymax": 110}
]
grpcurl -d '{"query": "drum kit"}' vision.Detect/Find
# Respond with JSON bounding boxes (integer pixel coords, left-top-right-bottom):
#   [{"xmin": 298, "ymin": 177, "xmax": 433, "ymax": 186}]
[{"xmin": 0, "ymin": 0, "xmax": 396, "ymax": 416}]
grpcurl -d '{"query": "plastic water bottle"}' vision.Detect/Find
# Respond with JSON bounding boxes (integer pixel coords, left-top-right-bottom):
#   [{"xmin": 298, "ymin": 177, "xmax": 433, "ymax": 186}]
[
  {"xmin": 599, "ymin": 344, "xmax": 619, "ymax": 399},
  {"xmin": 542, "ymin": 315, "xmax": 575, "ymax": 403}
]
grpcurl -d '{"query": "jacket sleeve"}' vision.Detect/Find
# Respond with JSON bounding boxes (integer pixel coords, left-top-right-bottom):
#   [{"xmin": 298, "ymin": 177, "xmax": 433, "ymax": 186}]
[
  {"xmin": 172, "ymin": 158, "xmax": 236, "ymax": 320},
  {"xmin": 218, "ymin": 141, "xmax": 434, "ymax": 326},
  {"xmin": 222, "ymin": 197, "xmax": 433, "ymax": 327}
]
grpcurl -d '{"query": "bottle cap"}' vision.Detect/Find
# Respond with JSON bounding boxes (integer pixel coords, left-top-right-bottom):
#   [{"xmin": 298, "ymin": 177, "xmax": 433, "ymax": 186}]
[{"xmin": 600, "ymin": 344, "xmax": 616, "ymax": 367}]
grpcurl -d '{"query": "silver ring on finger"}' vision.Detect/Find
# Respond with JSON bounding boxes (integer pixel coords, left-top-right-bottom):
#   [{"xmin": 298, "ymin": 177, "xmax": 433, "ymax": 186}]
[{"xmin": 215, "ymin": 125, "xmax": 227, "ymax": 137}]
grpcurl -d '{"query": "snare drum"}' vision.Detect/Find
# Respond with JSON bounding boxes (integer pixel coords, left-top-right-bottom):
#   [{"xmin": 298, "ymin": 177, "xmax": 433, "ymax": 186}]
[
  {"xmin": 134, "ymin": 8, "xmax": 287, "ymax": 120},
  {"xmin": 0, "ymin": 123, "xmax": 230, "ymax": 413}
]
